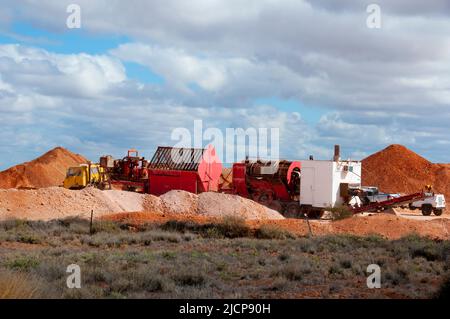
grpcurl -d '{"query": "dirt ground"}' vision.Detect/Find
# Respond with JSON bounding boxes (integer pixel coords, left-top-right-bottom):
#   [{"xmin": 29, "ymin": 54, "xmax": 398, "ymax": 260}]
[
  {"xmin": 1, "ymin": 185, "xmax": 447, "ymax": 240},
  {"xmin": 0, "ymin": 188, "xmax": 284, "ymax": 222},
  {"xmin": 0, "ymin": 217, "xmax": 448, "ymax": 299},
  {"xmin": 102, "ymin": 210, "xmax": 450, "ymax": 240}
]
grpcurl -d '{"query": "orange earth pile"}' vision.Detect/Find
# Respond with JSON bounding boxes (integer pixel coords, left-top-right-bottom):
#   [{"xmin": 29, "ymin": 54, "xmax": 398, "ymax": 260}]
[
  {"xmin": 0, "ymin": 147, "xmax": 87, "ymax": 189},
  {"xmin": 362, "ymin": 144, "xmax": 450, "ymax": 201}
]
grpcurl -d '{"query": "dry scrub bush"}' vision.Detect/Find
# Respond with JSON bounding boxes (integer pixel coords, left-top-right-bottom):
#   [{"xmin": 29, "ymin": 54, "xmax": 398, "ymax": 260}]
[
  {"xmin": 0, "ymin": 270, "xmax": 44, "ymax": 298},
  {"xmin": 255, "ymin": 225, "xmax": 295, "ymax": 239},
  {"xmin": 328, "ymin": 206, "xmax": 354, "ymax": 220}
]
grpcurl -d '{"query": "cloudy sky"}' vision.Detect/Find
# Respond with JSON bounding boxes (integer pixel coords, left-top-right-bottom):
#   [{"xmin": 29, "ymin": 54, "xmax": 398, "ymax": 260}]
[{"xmin": 0, "ymin": 0, "xmax": 449, "ymax": 169}]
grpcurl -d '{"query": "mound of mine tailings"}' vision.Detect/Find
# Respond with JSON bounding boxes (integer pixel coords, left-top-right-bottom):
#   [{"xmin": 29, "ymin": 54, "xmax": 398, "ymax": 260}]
[
  {"xmin": 0, "ymin": 147, "xmax": 87, "ymax": 189},
  {"xmin": 362, "ymin": 144, "xmax": 450, "ymax": 201}
]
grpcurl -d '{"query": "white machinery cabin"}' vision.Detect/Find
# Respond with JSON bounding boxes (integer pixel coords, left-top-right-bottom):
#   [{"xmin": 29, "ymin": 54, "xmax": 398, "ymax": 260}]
[{"xmin": 300, "ymin": 145, "xmax": 361, "ymax": 209}]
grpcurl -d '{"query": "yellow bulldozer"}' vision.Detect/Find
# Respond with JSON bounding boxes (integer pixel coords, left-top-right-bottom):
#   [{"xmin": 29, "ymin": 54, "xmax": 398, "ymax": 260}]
[{"xmin": 63, "ymin": 163, "xmax": 108, "ymax": 189}]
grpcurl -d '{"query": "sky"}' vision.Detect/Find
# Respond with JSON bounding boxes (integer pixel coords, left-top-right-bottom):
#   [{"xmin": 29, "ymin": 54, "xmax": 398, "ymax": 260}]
[{"xmin": 0, "ymin": 0, "xmax": 450, "ymax": 169}]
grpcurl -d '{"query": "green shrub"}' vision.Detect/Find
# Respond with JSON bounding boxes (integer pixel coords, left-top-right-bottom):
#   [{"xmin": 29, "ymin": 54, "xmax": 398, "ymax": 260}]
[
  {"xmin": 172, "ymin": 272, "xmax": 205, "ymax": 286},
  {"xmin": 255, "ymin": 225, "xmax": 295, "ymax": 240},
  {"xmin": 328, "ymin": 206, "xmax": 353, "ymax": 220},
  {"xmin": 17, "ymin": 232, "xmax": 42, "ymax": 244},
  {"xmin": 138, "ymin": 273, "xmax": 165, "ymax": 292},
  {"xmin": 91, "ymin": 220, "xmax": 120, "ymax": 234},
  {"xmin": 161, "ymin": 220, "xmax": 197, "ymax": 233},
  {"xmin": 276, "ymin": 258, "xmax": 313, "ymax": 281},
  {"xmin": 212, "ymin": 216, "xmax": 250, "ymax": 238},
  {"xmin": 0, "ymin": 219, "xmax": 29, "ymax": 231},
  {"xmin": 6, "ymin": 256, "xmax": 39, "ymax": 271}
]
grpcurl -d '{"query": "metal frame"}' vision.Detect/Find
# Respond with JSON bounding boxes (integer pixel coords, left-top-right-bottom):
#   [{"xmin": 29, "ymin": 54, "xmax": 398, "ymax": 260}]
[{"xmin": 148, "ymin": 146, "xmax": 205, "ymax": 171}]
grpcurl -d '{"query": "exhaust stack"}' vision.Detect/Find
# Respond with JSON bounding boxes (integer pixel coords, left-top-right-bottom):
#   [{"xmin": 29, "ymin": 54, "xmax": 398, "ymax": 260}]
[{"xmin": 333, "ymin": 145, "xmax": 340, "ymax": 162}]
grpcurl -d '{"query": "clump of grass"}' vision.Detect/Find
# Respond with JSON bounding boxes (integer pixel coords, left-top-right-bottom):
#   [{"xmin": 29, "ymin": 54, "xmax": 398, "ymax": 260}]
[
  {"xmin": 147, "ymin": 230, "xmax": 181, "ymax": 243},
  {"xmin": 159, "ymin": 217, "xmax": 251, "ymax": 239},
  {"xmin": 137, "ymin": 273, "xmax": 166, "ymax": 292},
  {"xmin": 91, "ymin": 220, "xmax": 120, "ymax": 234},
  {"xmin": 384, "ymin": 266, "xmax": 410, "ymax": 285},
  {"xmin": 339, "ymin": 258, "xmax": 352, "ymax": 269},
  {"xmin": 264, "ymin": 277, "xmax": 290, "ymax": 291},
  {"xmin": 328, "ymin": 263, "xmax": 343, "ymax": 276},
  {"xmin": 6, "ymin": 256, "xmax": 39, "ymax": 271},
  {"xmin": 17, "ymin": 232, "xmax": 42, "ymax": 244},
  {"xmin": 212, "ymin": 216, "xmax": 251, "ymax": 238},
  {"xmin": 327, "ymin": 206, "xmax": 354, "ymax": 220},
  {"xmin": 435, "ymin": 276, "xmax": 450, "ymax": 299},
  {"xmin": 0, "ymin": 219, "xmax": 29, "ymax": 231},
  {"xmin": 172, "ymin": 271, "xmax": 205, "ymax": 286},
  {"xmin": 275, "ymin": 259, "xmax": 313, "ymax": 281},
  {"xmin": 278, "ymin": 253, "xmax": 290, "ymax": 262},
  {"xmin": 255, "ymin": 225, "xmax": 295, "ymax": 240},
  {"xmin": 0, "ymin": 270, "xmax": 46, "ymax": 298},
  {"xmin": 161, "ymin": 220, "xmax": 197, "ymax": 233}
]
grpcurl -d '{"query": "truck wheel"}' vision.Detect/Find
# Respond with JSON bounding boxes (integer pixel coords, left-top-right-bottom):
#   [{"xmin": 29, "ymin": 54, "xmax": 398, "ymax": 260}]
[
  {"xmin": 408, "ymin": 203, "xmax": 415, "ymax": 210},
  {"xmin": 268, "ymin": 200, "xmax": 283, "ymax": 213},
  {"xmin": 306, "ymin": 210, "xmax": 324, "ymax": 219},
  {"xmin": 433, "ymin": 209, "xmax": 443, "ymax": 216},
  {"xmin": 253, "ymin": 192, "xmax": 273, "ymax": 205},
  {"xmin": 421, "ymin": 204, "xmax": 432, "ymax": 216},
  {"xmin": 285, "ymin": 203, "xmax": 300, "ymax": 218}
]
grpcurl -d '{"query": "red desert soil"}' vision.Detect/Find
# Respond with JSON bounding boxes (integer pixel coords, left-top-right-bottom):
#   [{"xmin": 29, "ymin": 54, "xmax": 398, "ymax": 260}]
[
  {"xmin": 0, "ymin": 147, "xmax": 87, "ymax": 189},
  {"xmin": 102, "ymin": 211, "xmax": 450, "ymax": 240},
  {"xmin": 362, "ymin": 144, "xmax": 450, "ymax": 202}
]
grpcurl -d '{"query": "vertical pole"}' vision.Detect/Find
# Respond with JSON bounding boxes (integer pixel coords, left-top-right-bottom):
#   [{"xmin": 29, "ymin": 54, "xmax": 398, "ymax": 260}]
[
  {"xmin": 306, "ymin": 216, "xmax": 313, "ymax": 237},
  {"xmin": 89, "ymin": 209, "xmax": 94, "ymax": 235}
]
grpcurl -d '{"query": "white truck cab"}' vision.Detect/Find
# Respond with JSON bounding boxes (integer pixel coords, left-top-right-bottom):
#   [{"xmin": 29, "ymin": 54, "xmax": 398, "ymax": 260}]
[
  {"xmin": 409, "ymin": 194, "xmax": 445, "ymax": 216},
  {"xmin": 360, "ymin": 186, "xmax": 401, "ymax": 205}
]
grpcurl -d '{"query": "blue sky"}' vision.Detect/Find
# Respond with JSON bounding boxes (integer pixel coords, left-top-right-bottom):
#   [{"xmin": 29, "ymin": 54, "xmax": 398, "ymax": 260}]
[{"xmin": 1, "ymin": 1, "xmax": 450, "ymax": 169}]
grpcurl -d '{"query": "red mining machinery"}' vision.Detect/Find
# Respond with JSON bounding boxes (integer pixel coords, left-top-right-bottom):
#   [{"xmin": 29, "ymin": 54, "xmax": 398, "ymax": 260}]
[
  {"xmin": 228, "ymin": 159, "xmax": 304, "ymax": 217},
  {"xmin": 100, "ymin": 145, "xmax": 223, "ymax": 195},
  {"xmin": 147, "ymin": 145, "xmax": 222, "ymax": 195},
  {"xmin": 100, "ymin": 149, "xmax": 149, "ymax": 192}
]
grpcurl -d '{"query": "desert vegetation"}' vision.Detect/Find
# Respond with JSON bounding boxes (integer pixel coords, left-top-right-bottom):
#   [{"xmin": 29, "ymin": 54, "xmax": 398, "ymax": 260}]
[{"xmin": 0, "ymin": 217, "xmax": 448, "ymax": 299}]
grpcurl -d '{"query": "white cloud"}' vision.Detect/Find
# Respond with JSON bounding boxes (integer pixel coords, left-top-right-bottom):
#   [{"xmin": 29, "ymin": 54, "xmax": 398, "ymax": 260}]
[
  {"xmin": 1, "ymin": 1, "xmax": 450, "ymax": 165},
  {"xmin": 0, "ymin": 44, "xmax": 126, "ymax": 98}
]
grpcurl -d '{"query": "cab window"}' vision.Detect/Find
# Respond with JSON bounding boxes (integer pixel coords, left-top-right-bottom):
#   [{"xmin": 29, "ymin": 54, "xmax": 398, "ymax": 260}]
[{"xmin": 67, "ymin": 168, "xmax": 82, "ymax": 177}]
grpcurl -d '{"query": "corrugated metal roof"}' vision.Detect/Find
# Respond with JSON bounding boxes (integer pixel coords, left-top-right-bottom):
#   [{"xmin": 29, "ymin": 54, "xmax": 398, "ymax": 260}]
[{"xmin": 148, "ymin": 146, "xmax": 205, "ymax": 171}]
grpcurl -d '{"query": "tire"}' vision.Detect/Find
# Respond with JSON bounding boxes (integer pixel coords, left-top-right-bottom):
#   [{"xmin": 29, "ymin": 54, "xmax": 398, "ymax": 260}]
[
  {"xmin": 253, "ymin": 192, "xmax": 273, "ymax": 205},
  {"xmin": 421, "ymin": 204, "xmax": 432, "ymax": 216},
  {"xmin": 268, "ymin": 200, "xmax": 283, "ymax": 213},
  {"xmin": 433, "ymin": 209, "xmax": 443, "ymax": 216},
  {"xmin": 284, "ymin": 203, "xmax": 301, "ymax": 218},
  {"xmin": 306, "ymin": 210, "xmax": 324, "ymax": 219}
]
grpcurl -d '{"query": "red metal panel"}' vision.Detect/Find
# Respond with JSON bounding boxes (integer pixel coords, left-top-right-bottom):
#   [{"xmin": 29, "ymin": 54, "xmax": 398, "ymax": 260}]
[
  {"xmin": 231, "ymin": 163, "xmax": 249, "ymax": 197},
  {"xmin": 197, "ymin": 145, "xmax": 223, "ymax": 192},
  {"xmin": 147, "ymin": 145, "xmax": 223, "ymax": 195},
  {"xmin": 148, "ymin": 169, "xmax": 199, "ymax": 196}
]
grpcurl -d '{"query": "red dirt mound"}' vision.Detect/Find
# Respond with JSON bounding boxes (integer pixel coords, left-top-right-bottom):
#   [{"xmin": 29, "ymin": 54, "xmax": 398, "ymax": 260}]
[
  {"xmin": 0, "ymin": 147, "xmax": 87, "ymax": 189},
  {"xmin": 101, "ymin": 211, "xmax": 450, "ymax": 240},
  {"xmin": 362, "ymin": 144, "xmax": 450, "ymax": 201}
]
